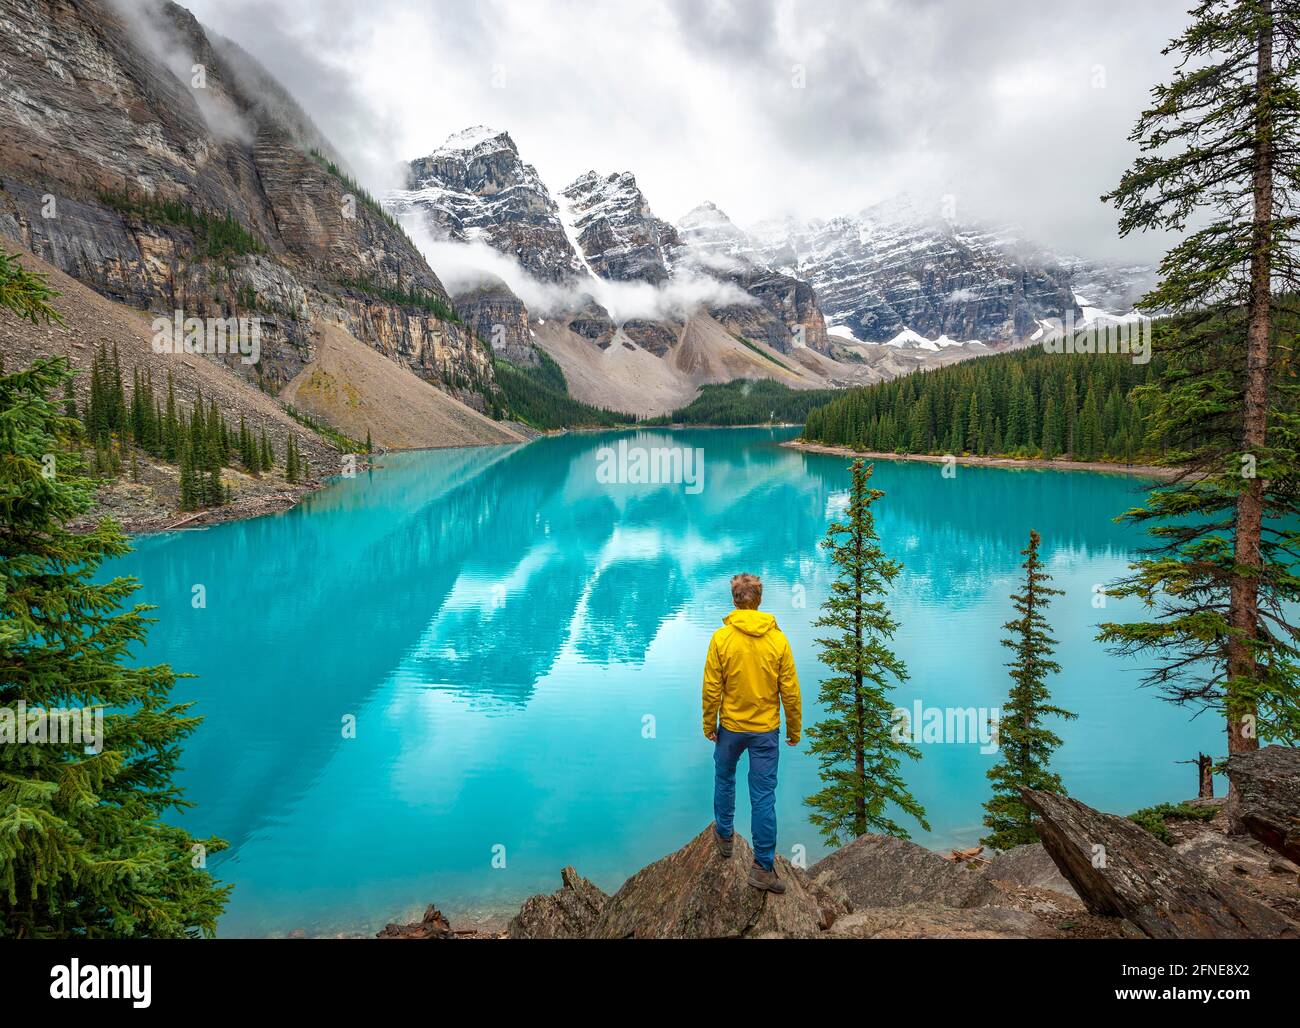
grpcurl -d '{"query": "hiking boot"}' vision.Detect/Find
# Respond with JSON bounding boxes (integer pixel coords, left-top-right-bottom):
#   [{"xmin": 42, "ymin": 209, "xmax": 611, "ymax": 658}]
[
  {"xmin": 748, "ymin": 862, "xmax": 786, "ymax": 893},
  {"xmin": 713, "ymin": 825, "xmax": 733, "ymax": 857}
]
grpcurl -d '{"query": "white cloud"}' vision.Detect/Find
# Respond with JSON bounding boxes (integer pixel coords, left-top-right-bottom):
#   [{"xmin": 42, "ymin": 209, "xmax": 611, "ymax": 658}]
[
  {"xmin": 402, "ymin": 219, "xmax": 754, "ymax": 323},
  {"xmin": 180, "ymin": 0, "xmax": 1192, "ymax": 263}
]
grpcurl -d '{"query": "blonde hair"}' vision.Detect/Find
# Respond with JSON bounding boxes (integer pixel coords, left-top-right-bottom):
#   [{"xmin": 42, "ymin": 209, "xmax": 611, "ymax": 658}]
[{"xmin": 731, "ymin": 573, "xmax": 762, "ymax": 609}]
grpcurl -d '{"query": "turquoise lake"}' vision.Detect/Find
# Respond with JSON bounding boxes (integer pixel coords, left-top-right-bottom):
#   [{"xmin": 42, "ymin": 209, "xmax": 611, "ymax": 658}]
[{"xmin": 101, "ymin": 427, "xmax": 1221, "ymax": 937}]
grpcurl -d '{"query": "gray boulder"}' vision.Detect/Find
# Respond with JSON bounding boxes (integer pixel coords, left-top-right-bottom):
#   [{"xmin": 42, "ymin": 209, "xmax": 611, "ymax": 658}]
[
  {"xmin": 1021, "ymin": 788, "xmax": 1299, "ymax": 939},
  {"xmin": 507, "ymin": 866, "xmax": 609, "ymax": 939},
  {"xmin": 808, "ymin": 834, "xmax": 986, "ymax": 909},
  {"xmin": 1227, "ymin": 746, "xmax": 1300, "ymax": 864},
  {"xmin": 589, "ymin": 825, "xmax": 848, "ymax": 939},
  {"xmin": 981, "ymin": 843, "xmax": 1080, "ymax": 900}
]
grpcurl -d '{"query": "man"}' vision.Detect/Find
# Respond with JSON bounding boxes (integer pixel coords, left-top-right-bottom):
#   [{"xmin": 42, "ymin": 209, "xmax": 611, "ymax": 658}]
[{"xmin": 702, "ymin": 573, "xmax": 802, "ymax": 893}]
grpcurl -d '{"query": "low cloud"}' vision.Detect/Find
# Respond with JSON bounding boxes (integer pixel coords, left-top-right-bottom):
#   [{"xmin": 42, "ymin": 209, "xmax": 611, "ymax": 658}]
[
  {"xmin": 110, "ymin": 0, "xmax": 253, "ymax": 143},
  {"xmin": 404, "ymin": 219, "xmax": 755, "ymax": 324},
  {"xmin": 182, "ymin": 0, "xmax": 1191, "ymax": 264}
]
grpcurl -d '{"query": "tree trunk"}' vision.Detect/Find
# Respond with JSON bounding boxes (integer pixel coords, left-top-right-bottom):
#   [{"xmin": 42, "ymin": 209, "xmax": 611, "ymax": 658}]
[
  {"xmin": 1197, "ymin": 753, "xmax": 1214, "ymax": 800},
  {"xmin": 853, "ymin": 531, "xmax": 866, "ymax": 838},
  {"xmin": 1227, "ymin": 0, "xmax": 1272, "ymax": 815}
]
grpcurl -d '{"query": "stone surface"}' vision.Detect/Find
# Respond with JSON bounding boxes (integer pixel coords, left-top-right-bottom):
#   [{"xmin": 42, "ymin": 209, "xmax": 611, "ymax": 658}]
[
  {"xmin": 1173, "ymin": 822, "xmax": 1300, "ymax": 924},
  {"xmin": 825, "ymin": 902, "xmax": 1056, "ymax": 940},
  {"xmin": 507, "ymin": 866, "xmax": 609, "ymax": 940},
  {"xmin": 981, "ymin": 842, "xmax": 1080, "ymax": 900},
  {"xmin": 1021, "ymin": 788, "xmax": 1299, "ymax": 939},
  {"xmin": 453, "ymin": 279, "xmax": 538, "ymax": 366},
  {"xmin": 808, "ymin": 834, "xmax": 988, "ymax": 909},
  {"xmin": 1227, "ymin": 746, "xmax": 1300, "ymax": 864},
  {"xmin": 588, "ymin": 825, "xmax": 848, "ymax": 939}
]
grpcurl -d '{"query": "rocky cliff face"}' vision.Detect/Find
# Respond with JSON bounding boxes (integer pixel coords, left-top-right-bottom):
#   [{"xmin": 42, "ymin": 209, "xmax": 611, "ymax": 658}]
[
  {"xmin": 390, "ymin": 127, "xmax": 584, "ymax": 284},
  {"xmin": 0, "ymin": 0, "xmax": 497, "ymax": 410},
  {"xmin": 675, "ymin": 201, "xmax": 831, "ymax": 355},
  {"xmin": 751, "ymin": 196, "xmax": 1152, "ymax": 346},
  {"xmin": 452, "ymin": 277, "xmax": 537, "ymax": 366},
  {"xmin": 560, "ymin": 170, "xmax": 680, "ymax": 285}
]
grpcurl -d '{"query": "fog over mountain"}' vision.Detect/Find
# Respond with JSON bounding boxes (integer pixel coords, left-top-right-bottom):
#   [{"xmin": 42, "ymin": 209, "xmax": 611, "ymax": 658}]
[{"xmin": 178, "ymin": 0, "xmax": 1189, "ymax": 265}]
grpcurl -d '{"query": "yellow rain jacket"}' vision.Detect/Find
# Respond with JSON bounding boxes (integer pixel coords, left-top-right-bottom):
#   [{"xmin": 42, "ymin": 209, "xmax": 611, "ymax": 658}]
[{"xmin": 702, "ymin": 609, "xmax": 802, "ymax": 742}]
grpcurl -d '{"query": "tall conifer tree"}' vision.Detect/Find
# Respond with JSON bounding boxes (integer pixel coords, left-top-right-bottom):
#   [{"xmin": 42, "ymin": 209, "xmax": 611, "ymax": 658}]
[
  {"xmin": 1099, "ymin": 0, "xmax": 1300, "ymax": 759},
  {"xmin": 0, "ymin": 252, "xmax": 228, "ymax": 936},
  {"xmin": 805, "ymin": 460, "xmax": 929, "ymax": 844},
  {"xmin": 982, "ymin": 530, "xmax": 1076, "ymax": 850}
]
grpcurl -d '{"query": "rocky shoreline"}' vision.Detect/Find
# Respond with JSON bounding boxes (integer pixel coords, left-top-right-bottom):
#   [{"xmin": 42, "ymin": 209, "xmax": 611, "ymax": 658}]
[
  {"xmin": 784, "ymin": 439, "xmax": 1179, "ymax": 478},
  {"xmin": 72, "ymin": 464, "xmax": 326, "ymax": 536},
  {"xmin": 377, "ymin": 747, "xmax": 1300, "ymax": 941}
]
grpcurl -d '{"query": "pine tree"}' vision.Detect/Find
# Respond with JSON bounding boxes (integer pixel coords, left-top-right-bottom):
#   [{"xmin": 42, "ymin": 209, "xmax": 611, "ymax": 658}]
[
  {"xmin": 1040, "ymin": 395, "xmax": 1063, "ymax": 458},
  {"xmin": 164, "ymin": 373, "xmax": 179, "ymax": 462},
  {"xmin": 178, "ymin": 443, "xmax": 199, "ymax": 511},
  {"xmin": 207, "ymin": 464, "xmax": 222, "ymax": 507},
  {"xmin": 286, "ymin": 434, "xmax": 299, "ymax": 484},
  {"xmin": 1076, "ymin": 385, "xmax": 1103, "ymax": 461},
  {"xmin": 109, "ymin": 343, "xmax": 124, "ymax": 433},
  {"xmin": 0, "ymin": 252, "xmax": 229, "ymax": 937},
  {"xmin": 965, "ymin": 391, "xmax": 981, "ymax": 453},
  {"xmin": 805, "ymin": 460, "xmax": 929, "ymax": 844},
  {"xmin": 1099, "ymin": 0, "xmax": 1300, "ymax": 756},
  {"xmin": 982, "ymin": 530, "xmax": 1077, "ymax": 850}
]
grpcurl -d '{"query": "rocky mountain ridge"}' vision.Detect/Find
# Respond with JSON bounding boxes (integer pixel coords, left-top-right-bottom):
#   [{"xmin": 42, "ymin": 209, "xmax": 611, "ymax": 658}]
[
  {"xmin": 749, "ymin": 195, "xmax": 1152, "ymax": 347},
  {"xmin": 387, "ymin": 126, "xmax": 1150, "ymax": 416},
  {"xmin": 0, "ymin": 0, "xmax": 505, "ymax": 437},
  {"xmin": 387, "ymin": 128, "xmax": 993, "ymax": 416},
  {"xmin": 391, "ymin": 126, "xmax": 584, "ymax": 285}
]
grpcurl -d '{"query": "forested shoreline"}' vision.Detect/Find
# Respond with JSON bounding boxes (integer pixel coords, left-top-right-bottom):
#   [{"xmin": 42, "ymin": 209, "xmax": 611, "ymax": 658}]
[{"xmin": 801, "ymin": 344, "xmax": 1168, "ymax": 462}]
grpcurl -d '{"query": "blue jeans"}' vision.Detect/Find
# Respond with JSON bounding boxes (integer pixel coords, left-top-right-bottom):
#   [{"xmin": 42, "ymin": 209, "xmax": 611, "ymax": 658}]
[{"xmin": 713, "ymin": 726, "xmax": 780, "ymax": 870}]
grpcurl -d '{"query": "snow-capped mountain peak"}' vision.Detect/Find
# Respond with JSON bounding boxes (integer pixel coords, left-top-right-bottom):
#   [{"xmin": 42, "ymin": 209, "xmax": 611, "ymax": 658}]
[
  {"xmin": 560, "ymin": 170, "xmax": 679, "ymax": 284},
  {"xmin": 751, "ymin": 198, "xmax": 1153, "ymax": 346},
  {"xmin": 387, "ymin": 127, "xmax": 583, "ymax": 283}
]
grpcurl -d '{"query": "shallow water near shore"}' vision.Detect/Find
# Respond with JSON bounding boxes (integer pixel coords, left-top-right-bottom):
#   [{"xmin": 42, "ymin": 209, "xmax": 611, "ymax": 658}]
[{"xmin": 100, "ymin": 427, "xmax": 1221, "ymax": 937}]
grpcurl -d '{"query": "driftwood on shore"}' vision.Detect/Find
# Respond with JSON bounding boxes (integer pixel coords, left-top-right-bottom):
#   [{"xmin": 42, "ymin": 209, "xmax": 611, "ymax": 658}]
[{"xmin": 782, "ymin": 439, "xmax": 1180, "ymax": 478}]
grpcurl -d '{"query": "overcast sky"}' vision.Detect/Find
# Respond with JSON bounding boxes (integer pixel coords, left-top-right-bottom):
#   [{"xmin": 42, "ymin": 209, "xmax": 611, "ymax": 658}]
[{"xmin": 182, "ymin": 0, "xmax": 1192, "ymax": 262}]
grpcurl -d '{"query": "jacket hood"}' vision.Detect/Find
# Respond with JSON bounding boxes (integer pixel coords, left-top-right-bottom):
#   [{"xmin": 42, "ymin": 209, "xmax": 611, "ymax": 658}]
[{"xmin": 724, "ymin": 609, "xmax": 777, "ymax": 637}]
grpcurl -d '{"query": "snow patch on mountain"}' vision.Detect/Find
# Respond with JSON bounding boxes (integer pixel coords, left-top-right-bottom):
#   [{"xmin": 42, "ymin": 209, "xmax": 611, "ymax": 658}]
[{"xmin": 884, "ymin": 327, "xmax": 981, "ymax": 351}]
